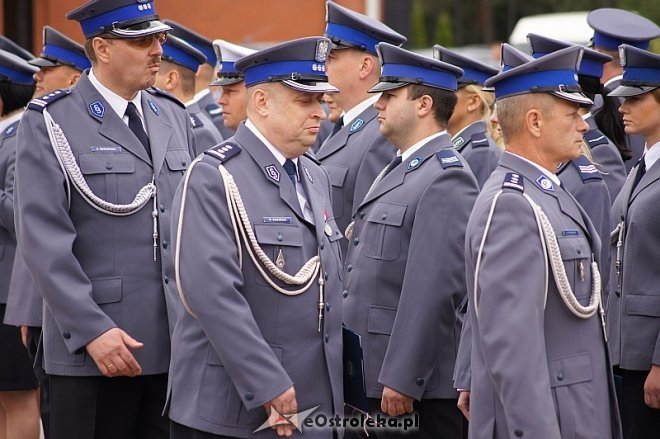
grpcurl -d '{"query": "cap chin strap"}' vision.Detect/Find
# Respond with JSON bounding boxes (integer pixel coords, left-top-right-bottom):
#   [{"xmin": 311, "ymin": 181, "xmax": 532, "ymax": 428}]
[
  {"xmin": 473, "ymin": 189, "xmax": 606, "ymax": 340},
  {"xmin": 43, "ymin": 109, "xmax": 160, "ymax": 261}
]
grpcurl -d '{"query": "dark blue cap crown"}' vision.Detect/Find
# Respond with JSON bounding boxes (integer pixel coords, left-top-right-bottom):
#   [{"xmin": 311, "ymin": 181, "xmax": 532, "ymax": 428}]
[
  {"xmin": 324, "ymin": 1, "xmax": 406, "ymax": 55},
  {"xmin": 0, "ymin": 36, "xmax": 33, "ymax": 62},
  {"xmin": 500, "ymin": 43, "xmax": 533, "ymax": 72},
  {"xmin": 235, "ymin": 37, "xmax": 337, "ymax": 93},
  {"xmin": 67, "ymin": 0, "xmax": 170, "ymax": 39},
  {"xmin": 527, "ymin": 33, "xmax": 611, "ymax": 78},
  {"xmin": 609, "ymin": 45, "xmax": 660, "ymax": 97},
  {"xmin": 0, "ymin": 49, "xmax": 38, "ymax": 85},
  {"xmin": 433, "ymin": 44, "xmax": 498, "ymax": 86},
  {"xmin": 161, "ymin": 34, "xmax": 206, "ymax": 72},
  {"xmin": 485, "ymin": 46, "xmax": 592, "ymax": 106},
  {"xmin": 163, "ymin": 20, "xmax": 216, "ymax": 67},
  {"xmin": 30, "ymin": 26, "xmax": 91, "ymax": 72},
  {"xmin": 369, "ymin": 42, "xmax": 464, "ymax": 93},
  {"xmin": 587, "ymin": 8, "xmax": 659, "ymax": 51}
]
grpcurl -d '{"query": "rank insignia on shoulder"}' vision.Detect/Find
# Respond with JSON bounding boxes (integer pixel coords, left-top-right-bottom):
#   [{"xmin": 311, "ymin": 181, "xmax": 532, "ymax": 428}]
[
  {"xmin": 148, "ymin": 100, "xmax": 159, "ymax": 116},
  {"xmin": 583, "ymin": 129, "xmax": 608, "ymax": 148},
  {"xmin": 27, "ymin": 89, "xmax": 72, "ymax": 113},
  {"xmin": 502, "ymin": 172, "xmax": 524, "ymax": 192},
  {"xmin": 204, "ymin": 142, "xmax": 241, "ymax": 163},
  {"xmin": 572, "ymin": 156, "xmax": 602, "ymax": 182},
  {"xmin": 3, "ymin": 122, "xmax": 18, "ymax": 139},
  {"xmin": 188, "ymin": 113, "xmax": 202, "ymax": 128},
  {"xmin": 406, "ymin": 156, "xmax": 423, "ymax": 171},
  {"xmin": 535, "ymin": 175, "xmax": 554, "ymax": 192},
  {"xmin": 452, "ymin": 136, "xmax": 465, "ymax": 148},
  {"xmin": 436, "ymin": 149, "xmax": 463, "ymax": 169},
  {"xmin": 146, "ymin": 87, "xmax": 185, "ymax": 109},
  {"xmin": 350, "ymin": 118, "xmax": 365, "ymax": 132},
  {"xmin": 471, "ymin": 132, "xmax": 489, "ymax": 148}
]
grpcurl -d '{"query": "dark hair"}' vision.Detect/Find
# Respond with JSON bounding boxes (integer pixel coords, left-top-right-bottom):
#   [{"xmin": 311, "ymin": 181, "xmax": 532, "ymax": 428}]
[
  {"xmin": 593, "ymin": 95, "xmax": 630, "ymax": 162},
  {"xmin": 407, "ymin": 84, "xmax": 457, "ymax": 127},
  {"xmin": 0, "ymin": 81, "xmax": 35, "ymax": 116}
]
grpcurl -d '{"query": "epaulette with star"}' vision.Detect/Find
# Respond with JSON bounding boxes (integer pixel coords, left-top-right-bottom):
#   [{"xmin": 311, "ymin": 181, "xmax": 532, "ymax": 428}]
[
  {"xmin": 2, "ymin": 120, "xmax": 19, "ymax": 139},
  {"xmin": 204, "ymin": 142, "xmax": 241, "ymax": 163},
  {"xmin": 27, "ymin": 89, "xmax": 72, "ymax": 113}
]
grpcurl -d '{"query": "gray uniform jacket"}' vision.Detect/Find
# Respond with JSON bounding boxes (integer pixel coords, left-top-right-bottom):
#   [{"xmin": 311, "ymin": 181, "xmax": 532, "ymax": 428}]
[
  {"xmin": 15, "ymin": 73, "xmax": 195, "ymax": 376},
  {"xmin": 342, "ymin": 134, "xmax": 478, "ymax": 400},
  {"xmin": 167, "ymin": 125, "xmax": 344, "ymax": 438},
  {"xmin": 584, "ymin": 114, "xmax": 626, "ymax": 201},
  {"xmin": 316, "ymin": 106, "xmax": 397, "ymax": 255},
  {"xmin": 187, "ymin": 101, "xmax": 223, "ymax": 157},
  {"xmin": 451, "ymin": 121, "xmax": 501, "ymax": 189},
  {"xmin": 465, "ymin": 152, "xmax": 621, "ymax": 439},
  {"xmin": 0, "ymin": 117, "xmax": 19, "ymax": 304},
  {"xmin": 608, "ymin": 159, "xmax": 660, "ymax": 370}
]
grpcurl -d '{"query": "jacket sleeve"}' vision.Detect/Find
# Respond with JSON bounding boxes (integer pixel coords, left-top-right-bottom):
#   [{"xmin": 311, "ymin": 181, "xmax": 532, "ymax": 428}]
[
  {"xmin": 15, "ymin": 109, "xmax": 116, "ymax": 353},
  {"xmin": 172, "ymin": 160, "xmax": 293, "ymax": 410},
  {"xmin": 378, "ymin": 168, "xmax": 478, "ymax": 400},
  {"xmin": 591, "ymin": 141, "xmax": 626, "ymax": 203},
  {"xmin": 0, "ymin": 137, "xmax": 16, "ymax": 232}
]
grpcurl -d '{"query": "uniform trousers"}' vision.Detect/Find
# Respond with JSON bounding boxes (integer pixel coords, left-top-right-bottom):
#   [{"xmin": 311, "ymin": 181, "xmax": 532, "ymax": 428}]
[
  {"xmin": 25, "ymin": 326, "xmax": 50, "ymax": 438},
  {"xmin": 615, "ymin": 367, "xmax": 660, "ymax": 439},
  {"xmin": 49, "ymin": 373, "xmax": 168, "ymax": 439}
]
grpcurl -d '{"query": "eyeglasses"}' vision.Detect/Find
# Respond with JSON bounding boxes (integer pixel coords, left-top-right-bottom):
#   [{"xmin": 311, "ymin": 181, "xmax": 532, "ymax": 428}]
[{"xmin": 103, "ymin": 32, "xmax": 167, "ymax": 49}]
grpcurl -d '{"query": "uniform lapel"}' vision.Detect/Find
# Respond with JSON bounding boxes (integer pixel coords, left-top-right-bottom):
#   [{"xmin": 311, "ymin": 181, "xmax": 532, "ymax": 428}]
[
  {"xmin": 141, "ymin": 93, "xmax": 172, "ymax": 177},
  {"xmin": 233, "ymin": 125, "xmax": 305, "ymax": 220},
  {"xmin": 315, "ymin": 106, "xmax": 378, "ymax": 159},
  {"xmin": 629, "ymin": 160, "xmax": 660, "ymax": 204},
  {"xmin": 299, "ymin": 157, "xmax": 327, "ymax": 241},
  {"xmin": 77, "ymin": 74, "xmax": 152, "ymax": 165}
]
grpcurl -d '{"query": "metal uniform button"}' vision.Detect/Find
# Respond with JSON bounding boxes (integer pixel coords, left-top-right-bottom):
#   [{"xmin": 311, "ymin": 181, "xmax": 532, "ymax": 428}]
[
  {"xmin": 342, "ymin": 289, "xmax": 348, "ymax": 298},
  {"xmin": 359, "ymin": 211, "xmax": 365, "ymax": 219},
  {"xmin": 416, "ymin": 377, "xmax": 424, "ymax": 386},
  {"xmin": 63, "ymin": 331, "xmax": 71, "ymax": 339},
  {"xmin": 162, "ymin": 240, "xmax": 168, "ymax": 249},
  {"xmin": 576, "ymin": 248, "xmax": 582, "ymax": 255},
  {"xmin": 245, "ymin": 392, "xmax": 254, "ymax": 401},
  {"xmin": 181, "ymin": 160, "xmax": 187, "ymax": 167},
  {"xmin": 353, "ymin": 238, "xmax": 359, "ymax": 245},
  {"xmin": 277, "ymin": 233, "xmax": 283, "ymax": 242},
  {"xmin": 615, "ymin": 290, "xmax": 621, "ymax": 297},
  {"xmin": 325, "ymin": 303, "xmax": 331, "ymax": 312},
  {"xmin": 514, "ymin": 429, "xmax": 524, "ymax": 437},
  {"xmin": 164, "ymin": 276, "xmax": 169, "ymax": 284},
  {"xmin": 557, "ymin": 372, "xmax": 564, "ymax": 382},
  {"xmin": 325, "ymin": 333, "xmax": 329, "ymax": 343},
  {"xmin": 320, "ymin": 242, "xmax": 324, "ymax": 250},
  {"xmin": 346, "ymin": 264, "xmax": 352, "ymax": 272},
  {"xmin": 105, "ymin": 163, "xmax": 113, "ymax": 170},
  {"xmin": 324, "ymin": 273, "xmax": 329, "ymax": 281},
  {"xmin": 381, "ymin": 213, "xmax": 387, "ymax": 220},
  {"xmin": 159, "ymin": 204, "xmax": 165, "ymax": 213}
]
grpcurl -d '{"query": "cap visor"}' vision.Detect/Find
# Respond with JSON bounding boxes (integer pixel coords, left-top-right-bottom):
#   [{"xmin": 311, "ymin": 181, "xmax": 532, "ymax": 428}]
[
  {"xmin": 550, "ymin": 90, "xmax": 593, "ymax": 107},
  {"xmin": 210, "ymin": 76, "xmax": 244, "ymax": 86},
  {"xmin": 368, "ymin": 81, "xmax": 408, "ymax": 93},
  {"xmin": 109, "ymin": 21, "xmax": 172, "ymax": 38},
  {"xmin": 281, "ymin": 80, "xmax": 338, "ymax": 93},
  {"xmin": 28, "ymin": 57, "xmax": 59, "ymax": 68},
  {"xmin": 608, "ymin": 85, "xmax": 656, "ymax": 98}
]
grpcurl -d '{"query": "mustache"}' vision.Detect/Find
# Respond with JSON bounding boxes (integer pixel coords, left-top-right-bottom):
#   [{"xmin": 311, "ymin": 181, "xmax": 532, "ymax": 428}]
[{"xmin": 147, "ymin": 56, "xmax": 161, "ymax": 67}]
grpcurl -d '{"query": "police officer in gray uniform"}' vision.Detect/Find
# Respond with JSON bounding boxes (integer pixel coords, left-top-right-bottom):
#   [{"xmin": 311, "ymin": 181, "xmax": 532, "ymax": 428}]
[
  {"xmin": 587, "ymin": 8, "xmax": 659, "ymax": 172},
  {"xmin": 342, "ymin": 43, "xmax": 478, "ymax": 438},
  {"xmin": 164, "ymin": 19, "xmax": 231, "ymax": 139},
  {"xmin": 465, "ymin": 47, "xmax": 622, "ymax": 439},
  {"xmin": 155, "ymin": 34, "xmax": 223, "ymax": 156},
  {"xmin": 317, "ymin": 1, "xmax": 404, "ymax": 252},
  {"xmin": 607, "ymin": 45, "xmax": 660, "ymax": 438},
  {"xmin": 14, "ymin": 0, "xmax": 195, "ymax": 437},
  {"xmin": 434, "ymin": 45, "xmax": 501, "ymax": 189},
  {"xmin": 528, "ymin": 32, "xmax": 627, "ymax": 201},
  {"xmin": 167, "ymin": 37, "xmax": 343, "ymax": 439}
]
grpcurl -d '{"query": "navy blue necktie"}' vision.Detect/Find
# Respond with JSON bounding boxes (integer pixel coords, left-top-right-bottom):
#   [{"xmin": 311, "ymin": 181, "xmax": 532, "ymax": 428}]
[
  {"xmin": 330, "ymin": 116, "xmax": 344, "ymax": 137},
  {"xmin": 283, "ymin": 159, "xmax": 297, "ymax": 188},
  {"xmin": 631, "ymin": 155, "xmax": 646, "ymax": 192},
  {"xmin": 383, "ymin": 155, "xmax": 402, "ymax": 177},
  {"xmin": 125, "ymin": 102, "xmax": 151, "ymax": 159}
]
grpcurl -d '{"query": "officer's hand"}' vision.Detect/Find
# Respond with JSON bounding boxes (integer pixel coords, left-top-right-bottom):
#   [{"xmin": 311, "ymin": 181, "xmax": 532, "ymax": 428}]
[
  {"xmin": 264, "ymin": 386, "xmax": 297, "ymax": 437},
  {"xmin": 644, "ymin": 364, "xmax": 660, "ymax": 409},
  {"xmin": 457, "ymin": 391, "xmax": 470, "ymax": 420},
  {"xmin": 20, "ymin": 325, "xmax": 29, "ymax": 348},
  {"xmin": 381, "ymin": 386, "xmax": 414, "ymax": 417},
  {"xmin": 86, "ymin": 327, "xmax": 143, "ymax": 378}
]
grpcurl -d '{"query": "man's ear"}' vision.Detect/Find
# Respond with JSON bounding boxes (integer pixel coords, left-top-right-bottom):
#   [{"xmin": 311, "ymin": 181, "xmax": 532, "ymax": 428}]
[
  {"xmin": 466, "ymin": 93, "xmax": 482, "ymax": 114},
  {"xmin": 525, "ymin": 108, "xmax": 543, "ymax": 138},
  {"xmin": 69, "ymin": 72, "xmax": 82, "ymax": 87},
  {"xmin": 165, "ymin": 69, "xmax": 179, "ymax": 91},
  {"xmin": 92, "ymin": 37, "xmax": 111, "ymax": 65},
  {"xmin": 251, "ymin": 87, "xmax": 269, "ymax": 117},
  {"xmin": 417, "ymin": 94, "xmax": 434, "ymax": 118},
  {"xmin": 359, "ymin": 54, "xmax": 377, "ymax": 80}
]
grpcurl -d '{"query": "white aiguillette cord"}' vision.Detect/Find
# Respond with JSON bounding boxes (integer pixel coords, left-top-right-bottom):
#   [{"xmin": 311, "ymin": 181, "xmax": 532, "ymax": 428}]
[
  {"xmin": 174, "ymin": 159, "xmax": 325, "ymax": 332},
  {"xmin": 473, "ymin": 190, "xmax": 606, "ymax": 340},
  {"xmin": 43, "ymin": 108, "xmax": 159, "ymax": 261}
]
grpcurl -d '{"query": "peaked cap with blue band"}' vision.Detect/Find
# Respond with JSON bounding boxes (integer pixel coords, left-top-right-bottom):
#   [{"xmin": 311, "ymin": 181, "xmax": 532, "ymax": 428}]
[
  {"xmin": 324, "ymin": 1, "xmax": 406, "ymax": 56},
  {"xmin": 587, "ymin": 8, "xmax": 659, "ymax": 51},
  {"xmin": 163, "ymin": 20, "xmax": 216, "ymax": 67},
  {"xmin": 609, "ymin": 45, "xmax": 660, "ymax": 97},
  {"xmin": 210, "ymin": 39, "xmax": 256, "ymax": 86},
  {"xmin": 0, "ymin": 36, "xmax": 34, "ymax": 62},
  {"xmin": 161, "ymin": 34, "xmax": 206, "ymax": 73},
  {"xmin": 485, "ymin": 45, "xmax": 592, "ymax": 106},
  {"xmin": 433, "ymin": 44, "xmax": 498, "ymax": 86},
  {"xmin": 235, "ymin": 36, "xmax": 338, "ymax": 94},
  {"xmin": 501, "ymin": 43, "xmax": 533, "ymax": 72},
  {"xmin": 66, "ymin": 0, "xmax": 171, "ymax": 39},
  {"xmin": 369, "ymin": 42, "xmax": 464, "ymax": 93},
  {"xmin": 527, "ymin": 33, "xmax": 611, "ymax": 79},
  {"xmin": 0, "ymin": 49, "xmax": 38, "ymax": 85},
  {"xmin": 29, "ymin": 26, "xmax": 91, "ymax": 72}
]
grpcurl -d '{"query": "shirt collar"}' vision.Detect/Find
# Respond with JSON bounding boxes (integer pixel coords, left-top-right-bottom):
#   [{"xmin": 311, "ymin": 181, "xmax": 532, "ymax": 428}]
[
  {"xmin": 245, "ymin": 119, "xmax": 298, "ymax": 167},
  {"xmin": 643, "ymin": 141, "xmax": 660, "ymax": 171},
  {"xmin": 191, "ymin": 88, "xmax": 210, "ymax": 104},
  {"xmin": 343, "ymin": 94, "xmax": 380, "ymax": 126},
  {"xmin": 88, "ymin": 68, "xmax": 143, "ymax": 121},
  {"xmin": 401, "ymin": 131, "xmax": 446, "ymax": 162},
  {"xmin": 507, "ymin": 151, "xmax": 562, "ymax": 186}
]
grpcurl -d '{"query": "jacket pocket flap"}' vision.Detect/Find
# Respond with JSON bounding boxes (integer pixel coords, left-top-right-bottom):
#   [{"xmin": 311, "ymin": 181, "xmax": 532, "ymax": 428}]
[
  {"xmin": 548, "ymin": 352, "xmax": 592, "ymax": 387},
  {"xmin": 90, "ymin": 277, "xmax": 122, "ymax": 305},
  {"xmin": 326, "ymin": 219, "xmax": 343, "ymax": 242},
  {"xmin": 79, "ymin": 153, "xmax": 135, "ymax": 175},
  {"xmin": 165, "ymin": 149, "xmax": 190, "ymax": 171},
  {"xmin": 324, "ymin": 164, "xmax": 349, "ymax": 187},
  {"xmin": 367, "ymin": 306, "xmax": 397, "ymax": 335},
  {"xmin": 367, "ymin": 202, "xmax": 407, "ymax": 226},
  {"xmin": 625, "ymin": 294, "xmax": 660, "ymax": 317},
  {"xmin": 557, "ymin": 236, "xmax": 589, "ymax": 260},
  {"xmin": 254, "ymin": 224, "xmax": 303, "ymax": 246}
]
